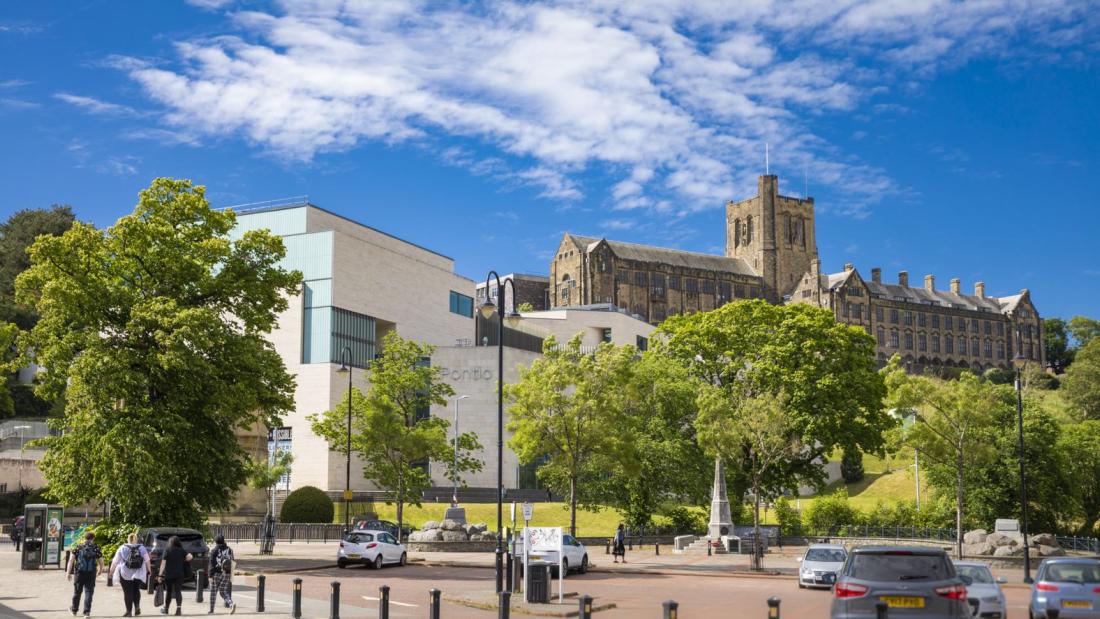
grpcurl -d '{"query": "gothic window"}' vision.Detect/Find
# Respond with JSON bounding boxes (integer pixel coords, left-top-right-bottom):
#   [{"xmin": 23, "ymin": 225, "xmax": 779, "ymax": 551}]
[
  {"xmin": 877, "ymin": 327, "xmax": 885, "ymax": 346},
  {"xmin": 972, "ymin": 320, "xmax": 980, "ymax": 334},
  {"xmin": 745, "ymin": 216, "xmax": 753, "ymax": 244},
  {"xmin": 718, "ymin": 282, "xmax": 731, "ymax": 304},
  {"xmin": 702, "ymin": 280, "xmax": 715, "ymax": 294},
  {"xmin": 945, "ymin": 335, "xmax": 954, "ymax": 354},
  {"xmin": 905, "ymin": 332, "xmax": 914, "ymax": 350},
  {"xmin": 617, "ymin": 270, "xmax": 630, "ymax": 284},
  {"xmin": 890, "ymin": 309, "xmax": 899, "ymax": 324},
  {"xmin": 686, "ymin": 278, "xmax": 698, "ymax": 294},
  {"xmin": 854, "ymin": 303, "xmax": 863, "ymax": 320},
  {"xmin": 971, "ymin": 338, "xmax": 980, "ymax": 357},
  {"xmin": 958, "ymin": 318, "xmax": 966, "ymax": 332},
  {"xmin": 904, "ymin": 311, "xmax": 913, "ymax": 326},
  {"xmin": 734, "ymin": 218, "xmax": 742, "ymax": 247},
  {"xmin": 932, "ymin": 314, "xmax": 940, "ymax": 329},
  {"xmin": 997, "ymin": 340, "xmax": 1005, "ymax": 359},
  {"xmin": 997, "ymin": 322, "xmax": 1005, "ymax": 336},
  {"xmin": 984, "ymin": 320, "xmax": 992, "ymax": 335},
  {"xmin": 918, "ymin": 313, "xmax": 926, "ymax": 327},
  {"xmin": 945, "ymin": 316, "xmax": 953, "ymax": 331},
  {"xmin": 634, "ymin": 271, "xmax": 648, "ymax": 286},
  {"xmin": 876, "ymin": 306, "xmax": 884, "ymax": 322},
  {"xmin": 735, "ymin": 283, "xmax": 746, "ymax": 298},
  {"xmin": 932, "ymin": 334, "xmax": 940, "ymax": 353},
  {"xmin": 890, "ymin": 330, "xmax": 900, "ymax": 348},
  {"xmin": 919, "ymin": 334, "xmax": 927, "ymax": 352},
  {"xmin": 984, "ymin": 339, "xmax": 992, "ymax": 358},
  {"xmin": 651, "ymin": 274, "xmax": 666, "ymax": 300},
  {"xmin": 669, "ymin": 275, "xmax": 680, "ymax": 290}
]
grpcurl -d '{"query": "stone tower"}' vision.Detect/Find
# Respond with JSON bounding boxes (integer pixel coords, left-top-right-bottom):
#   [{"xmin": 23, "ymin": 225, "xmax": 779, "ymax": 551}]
[{"xmin": 726, "ymin": 175, "xmax": 818, "ymax": 302}]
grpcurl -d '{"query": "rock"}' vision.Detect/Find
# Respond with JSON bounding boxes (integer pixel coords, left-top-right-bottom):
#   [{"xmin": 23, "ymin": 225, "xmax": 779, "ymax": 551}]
[
  {"xmin": 1038, "ymin": 545, "xmax": 1065, "ymax": 557},
  {"xmin": 409, "ymin": 529, "xmax": 443, "ymax": 542},
  {"xmin": 993, "ymin": 545, "xmax": 1024, "ymax": 557},
  {"xmin": 441, "ymin": 530, "xmax": 468, "ymax": 542},
  {"xmin": 441, "ymin": 519, "xmax": 465, "ymax": 531},
  {"xmin": 963, "ymin": 529, "xmax": 988, "ymax": 545},
  {"xmin": 421, "ymin": 521, "xmax": 440, "ymax": 532},
  {"xmin": 480, "ymin": 530, "xmax": 498, "ymax": 541},
  {"xmin": 963, "ymin": 542, "xmax": 995, "ymax": 557},
  {"xmin": 469, "ymin": 533, "xmax": 483, "ymax": 541},
  {"xmin": 986, "ymin": 532, "xmax": 1017, "ymax": 547},
  {"xmin": 1031, "ymin": 533, "xmax": 1058, "ymax": 547},
  {"xmin": 469, "ymin": 523, "xmax": 488, "ymax": 534}
]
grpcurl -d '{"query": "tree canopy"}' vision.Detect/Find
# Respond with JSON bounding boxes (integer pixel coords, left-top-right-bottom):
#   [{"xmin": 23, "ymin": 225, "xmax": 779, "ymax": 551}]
[
  {"xmin": 1063, "ymin": 338, "xmax": 1100, "ymax": 420},
  {"xmin": 1069, "ymin": 316, "xmax": 1100, "ymax": 348},
  {"xmin": 16, "ymin": 178, "xmax": 301, "ymax": 526},
  {"xmin": 1044, "ymin": 317, "xmax": 1075, "ymax": 374},
  {"xmin": 0, "ymin": 205, "xmax": 75, "ymax": 329},
  {"xmin": 1058, "ymin": 421, "xmax": 1100, "ymax": 536}
]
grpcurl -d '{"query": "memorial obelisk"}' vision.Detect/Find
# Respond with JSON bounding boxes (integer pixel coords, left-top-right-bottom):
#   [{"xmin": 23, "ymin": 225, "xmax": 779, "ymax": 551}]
[{"xmin": 707, "ymin": 456, "xmax": 733, "ymax": 541}]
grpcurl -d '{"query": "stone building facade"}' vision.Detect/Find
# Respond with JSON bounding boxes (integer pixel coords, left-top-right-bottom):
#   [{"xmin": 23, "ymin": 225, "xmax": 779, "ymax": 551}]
[
  {"xmin": 475, "ymin": 273, "xmax": 549, "ymax": 314},
  {"xmin": 548, "ymin": 174, "xmax": 1044, "ymax": 372}
]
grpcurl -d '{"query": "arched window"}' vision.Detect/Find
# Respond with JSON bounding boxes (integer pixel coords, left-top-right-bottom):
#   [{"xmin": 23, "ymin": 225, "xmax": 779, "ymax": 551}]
[
  {"xmin": 876, "ymin": 326, "xmax": 885, "ymax": 346},
  {"xmin": 734, "ymin": 219, "xmax": 742, "ymax": 247},
  {"xmin": 745, "ymin": 216, "xmax": 753, "ymax": 244}
]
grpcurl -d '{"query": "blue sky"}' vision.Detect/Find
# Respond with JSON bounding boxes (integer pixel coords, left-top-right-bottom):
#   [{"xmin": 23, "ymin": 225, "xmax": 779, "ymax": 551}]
[{"xmin": 1, "ymin": 1, "xmax": 1097, "ymax": 319}]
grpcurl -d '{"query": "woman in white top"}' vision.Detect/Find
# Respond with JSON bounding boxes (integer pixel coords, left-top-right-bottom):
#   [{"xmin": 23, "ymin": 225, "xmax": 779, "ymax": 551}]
[{"xmin": 110, "ymin": 533, "xmax": 151, "ymax": 617}]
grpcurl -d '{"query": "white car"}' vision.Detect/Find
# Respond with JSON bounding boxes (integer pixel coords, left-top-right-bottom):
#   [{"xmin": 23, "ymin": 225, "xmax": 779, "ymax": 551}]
[
  {"xmin": 516, "ymin": 533, "xmax": 589, "ymax": 575},
  {"xmin": 954, "ymin": 561, "xmax": 1007, "ymax": 619},
  {"xmin": 337, "ymin": 529, "xmax": 407, "ymax": 569},
  {"xmin": 798, "ymin": 543, "xmax": 847, "ymax": 589}
]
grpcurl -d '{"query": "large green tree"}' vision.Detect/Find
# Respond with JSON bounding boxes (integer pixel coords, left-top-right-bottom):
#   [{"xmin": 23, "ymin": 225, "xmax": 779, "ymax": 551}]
[
  {"xmin": 1063, "ymin": 339, "xmax": 1100, "ymax": 420},
  {"xmin": 1058, "ymin": 421, "xmax": 1100, "ymax": 536},
  {"xmin": 0, "ymin": 322, "xmax": 17, "ymax": 418},
  {"xmin": 655, "ymin": 300, "xmax": 892, "ymax": 494},
  {"xmin": 1069, "ymin": 316, "xmax": 1100, "ymax": 348},
  {"xmin": 16, "ymin": 178, "xmax": 301, "ymax": 526},
  {"xmin": 506, "ymin": 336, "xmax": 637, "ymax": 536},
  {"xmin": 1044, "ymin": 317, "xmax": 1075, "ymax": 373},
  {"xmin": 309, "ymin": 332, "xmax": 481, "ymax": 539}
]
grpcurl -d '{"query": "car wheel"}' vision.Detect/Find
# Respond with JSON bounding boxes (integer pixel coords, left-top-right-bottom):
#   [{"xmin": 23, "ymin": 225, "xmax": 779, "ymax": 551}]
[
  {"xmin": 562, "ymin": 558, "xmax": 569, "ymax": 574},
  {"xmin": 399, "ymin": 552, "xmax": 407, "ymax": 567},
  {"xmin": 337, "ymin": 558, "xmax": 347, "ymax": 569},
  {"xmin": 374, "ymin": 554, "xmax": 384, "ymax": 570},
  {"xmin": 580, "ymin": 555, "xmax": 588, "ymax": 574}
]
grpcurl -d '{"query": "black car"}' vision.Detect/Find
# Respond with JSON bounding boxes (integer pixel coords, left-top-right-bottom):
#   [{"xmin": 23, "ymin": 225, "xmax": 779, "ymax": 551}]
[{"xmin": 137, "ymin": 527, "xmax": 209, "ymax": 587}]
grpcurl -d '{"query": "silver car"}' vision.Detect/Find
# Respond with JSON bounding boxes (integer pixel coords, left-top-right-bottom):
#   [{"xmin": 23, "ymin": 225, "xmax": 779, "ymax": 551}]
[
  {"xmin": 799, "ymin": 544, "xmax": 848, "ymax": 589},
  {"xmin": 953, "ymin": 561, "xmax": 1006, "ymax": 619},
  {"xmin": 1029, "ymin": 558, "xmax": 1100, "ymax": 619},
  {"xmin": 831, "ymin": 546, "xmax": 971, "ymax": 619}
]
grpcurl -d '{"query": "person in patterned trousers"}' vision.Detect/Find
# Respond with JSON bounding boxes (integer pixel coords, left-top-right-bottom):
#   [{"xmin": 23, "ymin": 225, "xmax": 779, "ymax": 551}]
[{"xmin": 207, "ymin": 535, "xmax": 236, "ymax": 614}]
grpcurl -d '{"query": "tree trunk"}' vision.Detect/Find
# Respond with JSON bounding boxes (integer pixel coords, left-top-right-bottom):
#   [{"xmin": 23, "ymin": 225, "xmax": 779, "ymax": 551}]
[
  {"xmin": 396, "ymin": 476, "xmax": 405, "ymax": 543},
  {"xmin": 955, "ymin": 450, "xmax": 964, "ymax": 559},
  {"xmin": 569, "ymin": 474, "xmax": 577, "ymax": 537},
  {"xmin": 752, "ymin": 481, "xmax": 762, "ymax": 571}
]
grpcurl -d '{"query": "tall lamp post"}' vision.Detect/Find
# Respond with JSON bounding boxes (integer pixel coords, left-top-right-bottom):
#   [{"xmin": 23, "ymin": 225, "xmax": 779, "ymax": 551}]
[
  {"xmin": 452, "ymin": 395, "xmax": 469, "ymax": 506},
  {"xmin": 336, "ymin": 346, "xmax": 354, "ymax": 531},
  {"xmin": 1013, "ymin": 327, "xmax": 1033, "ymax": 584},
  {"xmin": 478, "ymin": 272, "xmax": 520, "ymax": 594}
]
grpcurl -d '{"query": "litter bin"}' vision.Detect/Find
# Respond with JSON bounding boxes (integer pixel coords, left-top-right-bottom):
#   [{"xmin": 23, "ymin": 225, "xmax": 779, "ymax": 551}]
[{"xmin": 527, "ymin": 561, "xmax": 550, "ymax": 604}]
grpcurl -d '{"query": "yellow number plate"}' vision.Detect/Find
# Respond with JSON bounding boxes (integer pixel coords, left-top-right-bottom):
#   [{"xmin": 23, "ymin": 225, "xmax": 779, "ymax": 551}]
[
  {"xmin": 881, "ymin": 596, "xmax": 925, "ymax": 608},
  {"xmin": 347, "ymin": 554, "xmax": 361, "ymax": 559},
  {"xmin": 1063, "ymin": 600, "xmax": 1092, "ymax": 609}
]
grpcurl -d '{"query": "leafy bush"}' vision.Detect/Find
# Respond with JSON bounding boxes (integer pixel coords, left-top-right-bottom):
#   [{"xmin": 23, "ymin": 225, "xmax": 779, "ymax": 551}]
[
  {"xmin": 85, "ymin": 522, "xmax": 142, "ymax": 559},
  {"xmin": 803, "ymin": 490, "xmax": 862, "ymax": 535},
  {"xmin": 841, "ymin": 449, "xmax": 864, "ymax": 483},
  {"xmin": 983, "ymin": 368, "xmax": 1015, "ymax": 385},
  {"xmin": 774, "ymin": 497, "xmax": 802, "ymax": 536},
  {"xmin": 280, "ymin": 486, "xmax": 334, "ymax": 523},
  {"xmin": 658, "ymin": 506, "xmax": 706, "ymax": 535}
]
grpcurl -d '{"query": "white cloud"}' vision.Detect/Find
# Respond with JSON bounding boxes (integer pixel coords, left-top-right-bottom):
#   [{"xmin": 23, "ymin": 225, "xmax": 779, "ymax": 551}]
[
  {"xmin": 118, "ymin": 0, "xmax": 1096, "ymax": 216},
  {"xmin": 121, "ymin": 128, "xmax": 201, "ymax": 147},
  {"xmin": 0, "ymin": 98, "xmax": 38, "ymax": 110},
  {"xmin": 54, "ymin": 93, "xmax": 141, "ymax": 116},
  {"xmin": 185, "ymin": 0, "xmax": 235, "ymax": 9}
]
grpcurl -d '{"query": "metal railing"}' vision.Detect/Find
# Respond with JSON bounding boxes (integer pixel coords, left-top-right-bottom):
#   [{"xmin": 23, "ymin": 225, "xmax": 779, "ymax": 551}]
[
  {"xmin": 798, "ymin": 525, "xmax": 957, "ymax": 541},
  {"xmin": 1057, "ymin": 536, "xmax": 1100, "ymax": 553},
  {"xmin": 208, "ymin": 523, "xmax": 348, "ymax": 544}
]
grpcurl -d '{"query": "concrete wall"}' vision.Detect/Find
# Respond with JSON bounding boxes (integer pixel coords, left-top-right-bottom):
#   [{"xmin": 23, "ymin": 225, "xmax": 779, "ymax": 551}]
[{"xmin": 514, "ymin": 308, "xmax": 655, "ymax": 348}]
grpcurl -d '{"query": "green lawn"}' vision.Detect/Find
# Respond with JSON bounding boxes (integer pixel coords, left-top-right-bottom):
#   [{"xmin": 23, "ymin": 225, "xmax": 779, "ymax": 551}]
[{"xmin": 336, "ymin": 502, "xmax": 628, "ymax": 537}]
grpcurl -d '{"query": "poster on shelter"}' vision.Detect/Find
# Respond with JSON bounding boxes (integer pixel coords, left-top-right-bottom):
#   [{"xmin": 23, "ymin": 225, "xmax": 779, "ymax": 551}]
[{"xmin": 45, "ymin": 507, "xmax": 63, "ymax": 565}]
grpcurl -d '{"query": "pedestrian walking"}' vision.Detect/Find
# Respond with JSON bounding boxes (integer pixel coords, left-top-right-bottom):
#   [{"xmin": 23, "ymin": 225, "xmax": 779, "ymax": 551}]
[
  {"xmin": 67, "ymin": 531, "xmax": 104, "ymax": 617},
  {"xmin": 207, "ymin": 535, "xmax": 236, "ymax": 614},
  {"xmin": 612, "ymin": 523, "xmax": 626, "ymax": 563},
  {"xmin": 157, "ymin": 535, "xmax": 192, "ymax": 616},
  {"xmin": 10, "ymin": 516, "xmax": 23, "ymax": 551},
  {"xmin": 110, "ymin": 533, "xmax": 151, "ymax": 617}
]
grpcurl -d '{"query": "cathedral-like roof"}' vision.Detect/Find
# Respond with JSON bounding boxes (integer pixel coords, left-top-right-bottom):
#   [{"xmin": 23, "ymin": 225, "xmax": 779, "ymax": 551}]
[{"xmin": 567, "ymin": 234, "xmax": 758, "ymax": 277}]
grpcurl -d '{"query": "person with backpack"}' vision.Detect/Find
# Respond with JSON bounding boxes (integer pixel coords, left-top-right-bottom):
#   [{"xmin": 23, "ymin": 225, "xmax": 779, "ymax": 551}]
[
  {"xmin": 207, "ymin": 535, "xmax": 236, "ymax": 614},
  {"xmin": 66, "ymin": 531, "xmax": 104, "ymax": 617},
  {"xmin": 157, "ymin": 535, "xmax": 191, "ymax": 616},
  {"xmin": 109, "ymin": 533, "xmax": 150, "ymax": 617}
]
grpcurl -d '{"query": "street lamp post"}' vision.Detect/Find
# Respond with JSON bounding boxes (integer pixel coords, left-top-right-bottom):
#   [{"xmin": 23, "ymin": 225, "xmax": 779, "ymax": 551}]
[
  {"xmin": 1013, "ymin": 327, "xmax": 1033, "ymax": 584},
  {"xmin": 479, "ymin": 272, "xmax": 520, "ymax": 594},
  {"xmin": 336, "ymin": 346, "xmax": 354, "ymax": 532},
  {"xmin": 452, "ymin": 395, "xmax": 469, "ymax": 506}
]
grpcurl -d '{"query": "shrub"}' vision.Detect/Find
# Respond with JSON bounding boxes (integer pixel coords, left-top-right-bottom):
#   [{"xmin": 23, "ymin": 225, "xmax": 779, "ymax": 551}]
[
  {"xmin": 983, "ymin": 368, "xmax": 1015, "ymax": 385},
  {"xmin": 774, "ymin": 497, "xmax": 802, "ymax": 536},
  {"xmin": 280, "ymin": 486, "xmax": 334, "ymax": 523},
  {"xmin": 841, "ymin": 449, "xmax": 864, "ymax": 483},
  {"xmin": 85, "ymin": 522, "xmax": 142, "ymax": 559},
  {"xmin": 658, "ymin": 506, "xmax": 706, "ymax": 535},
  {"xmin": 803, "ymin": 490, "xmax": 862, "ymax": 535}
]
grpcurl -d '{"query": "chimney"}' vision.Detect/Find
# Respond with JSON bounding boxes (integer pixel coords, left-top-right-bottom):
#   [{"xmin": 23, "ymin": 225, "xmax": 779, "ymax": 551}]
[
  {"xmin": 844, "ymin": 263, "xmax": 854, "ymax": 272},
  {"xmin": 898, "ymin": 271, "xmax": 909, "ymax": 287},
  {"xmin": 871, "ymin": 267, "xmax": 881, "ymax": 284},
  {"xmin": 975, "ymin": 281, "xmax": 985, "ymax": 297},
  {"xmin": 950, "ymin": 278, "xmax": 961, "ymax": 294},
  {"xmin": 924, "ymin": 274, "xmax": 935, "ymax": 292}
]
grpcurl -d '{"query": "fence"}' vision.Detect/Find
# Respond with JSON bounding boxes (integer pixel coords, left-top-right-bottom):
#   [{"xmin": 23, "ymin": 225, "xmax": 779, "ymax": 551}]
[
  {"xmin": 208, "ymin": 523, "xmax": 348, "ymax": 544},
  {"xmin": 798, "ymin": 525, "xmax": 958, "ymax": 541},
  {"xmin": 1057, "ymin": 536, "xmax": 1100, "ymax": 553}
]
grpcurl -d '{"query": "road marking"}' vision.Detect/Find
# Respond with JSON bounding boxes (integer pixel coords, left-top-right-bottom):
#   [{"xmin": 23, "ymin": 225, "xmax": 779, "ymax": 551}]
[
  {"xmin": 363, "ymin": 595, "xmax": 418, "ymax": 607},
  {"xmin": 234, "ymin": 593, "xmax": 290, "ymax": 605}
]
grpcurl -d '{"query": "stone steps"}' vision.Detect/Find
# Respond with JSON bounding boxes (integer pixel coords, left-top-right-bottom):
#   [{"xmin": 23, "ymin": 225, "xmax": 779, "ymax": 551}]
[{"xmin": 678, "ymin": 538, "xmax": 727, "ymax": 555}]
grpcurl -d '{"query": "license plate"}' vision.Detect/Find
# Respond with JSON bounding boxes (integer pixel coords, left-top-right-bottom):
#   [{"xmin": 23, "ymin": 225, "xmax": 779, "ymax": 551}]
[
  {"xmin": 1063, "ymin": 600, "xmax": 1092, "ymax": 609},
  {"xmin": 881, "ymin": 596, "xmax": 925, "ymax": 608},
  {"xmin": 347, "ymin": 554, "xmax": 361, "ymax": 559}
]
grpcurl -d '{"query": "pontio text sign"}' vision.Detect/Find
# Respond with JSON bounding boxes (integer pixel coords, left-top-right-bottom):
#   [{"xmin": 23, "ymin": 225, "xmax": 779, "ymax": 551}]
[{"xmin": 440, "ymin": 367, "xmax": 495, "ymax": 382}]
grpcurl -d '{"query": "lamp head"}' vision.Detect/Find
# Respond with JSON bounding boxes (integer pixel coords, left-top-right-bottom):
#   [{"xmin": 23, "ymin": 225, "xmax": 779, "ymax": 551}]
[
  {"xmin": 504, "ymin": 310, "xmax": 522, "ymax": 327},
  {"xmin": 336, "ymin": 362, "xmax": 350, "ymax": 373},
  {"xmin": 478, "ymin": 299, "xmax": 497, "ymax": 319}
]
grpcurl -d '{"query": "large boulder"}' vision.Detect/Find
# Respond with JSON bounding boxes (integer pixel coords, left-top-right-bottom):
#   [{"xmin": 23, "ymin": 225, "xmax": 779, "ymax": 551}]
[
  {"xmin": 409, "ymin": 529, "xmax": 443, "ymax": 542},
  {"xmin": 441, "ymin": 519, "xmax": 465, "ymax": 532},
  {"xmin": 963, "ymin": 530, "xmax": 988, "ymax": 545},
  {"xmin": 963, "ymin": 542, "xmax": 995, "ymax": 557},
  {"xmin": 1031, "ymin": 533, "xmax": 1058, "ymax": 548},
  {"xmin": 1038, "ymin": 545, "xmax": 1066, "ymax": 557},
  {"xmin": 469, "ymin": 523, "xmax": 488, "ymax": 535},
  {"xmin": 421, "ymin": 521, "xmax": 440, "ymax": 532},
  {"xmin": 993, "ymin": 545, "xmax": 1025, "ymax": 557},
  {"xmin": 441, "ymin": 530, "xmax": 468, "ymax": 542},
  {"xmin": 986, "ymin": 532, "xmax": 1017, "ymax": 548},
  {"xmin": 481, "ymin": 530, "xmax": 499, "ymax": 541}
]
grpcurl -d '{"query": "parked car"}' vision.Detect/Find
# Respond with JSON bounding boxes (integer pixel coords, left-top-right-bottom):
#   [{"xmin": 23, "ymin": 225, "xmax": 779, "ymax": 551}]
[
  {"xmin": 137, "ymin": 527, "xmax": 209, "ymax": 586},
  {"xmin": 1029, "ymin": 557, "xmax": 1100, "ymax": 619},
  {"xmin": 830, "ymin": 545, "xmax": 970, "ymax": 619},
  {"xmin": 515, "ymin": 533, "xmax": 589, "ymax": 575},
  {"xmin": 337, "ymin": 529, "xmax": 407, "ymax": 569},
  {"xmin": 799, "ymin": 544, "xmax": 848, "ymax": 589},
  {"xmin": 953, "ymin": 561, "xmax": 1007, "ymax": 619}
]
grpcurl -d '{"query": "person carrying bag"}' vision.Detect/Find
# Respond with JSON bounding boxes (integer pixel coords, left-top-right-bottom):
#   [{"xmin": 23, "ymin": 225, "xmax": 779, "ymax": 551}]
[
  {"xmin": 156, "ymin": 536, "xmax": 192, "ymax": 616},
  {"xmin": 109, "ymin": 532, "xmax": 151, "ymax": 617}
]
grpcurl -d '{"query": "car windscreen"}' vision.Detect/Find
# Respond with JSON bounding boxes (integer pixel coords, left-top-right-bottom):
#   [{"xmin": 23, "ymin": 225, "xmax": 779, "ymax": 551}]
[
  {"xmin": 806, "ymin": 549, "xmax": 846, "ymax": 562},
  {"xmin": 848, "ymin": 552, "xmax": 950, "ymax": 581},
  {"xmin": 956, "ymin": 565, "xmax": 993, "ymax": 584},
  {"xmin": 346, "ymin": 533, "xmax": 374, "ymax": 544},
  {"xmin": 1045, "ymin": 563, "xmax": 1100, "ymax": 584}
]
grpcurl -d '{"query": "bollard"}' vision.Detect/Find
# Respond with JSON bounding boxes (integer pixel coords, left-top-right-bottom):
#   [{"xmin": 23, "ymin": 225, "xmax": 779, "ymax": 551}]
[
  {"xmin": 875, "ymin": 601, "xmax": 888, "ymax": 619},
  {"xmin": 662, "ymin": 600, "xmax": 678, "ymax": 619},
  {"xmin": 196, "ymin": 569, "xmax": 205, "ymax": 603},
  {"xmin": 379, "ymin": 585, "xmax": 390, "ymax": 619},
  {"xmin": 330, "ymin": 580, "xmax": 341, "ymax": 619},
  {"xmin": 707, "ymin": 542, "xmax": 712, "ymax": 557},
  {"xmin": 605, "ymin": 540, "xmax": 610, "ymax": 554},
  {"xmin": 506, "ymin": 549, "xmax": 513, "ymax": 593},
  {"xmin": 578, "ymin": 594, "xmax": 593, "ymax": 619},
  {"xmin": 628, "ymin": 537, "xmax": 633, "ymax": 551},
  {"xmin": 292, "ymin": 578, "xmax": 303, "ymax": 619},
  {"xmin": 498, "ymin": 590, "xmax": 511, "ymax": 619},
  {"xmin": 767, "ymin": 596, "xmax": 780, "ymax": 619},
  {"xmin": 256, "ymin": 574, "xmax": 266, "ymax": 613},
  {"xmin": 655, "ymin": 542, "xmax": 660, "ymax": 556},
  {"xmin": 429, "ymin": 588, "xmax": 441, "ymax": 619}
]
